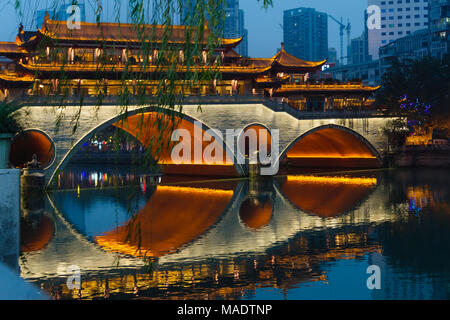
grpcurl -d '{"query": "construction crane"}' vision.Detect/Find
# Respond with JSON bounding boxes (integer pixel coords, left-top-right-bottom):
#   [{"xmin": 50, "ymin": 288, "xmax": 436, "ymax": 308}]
[{"xmin": 328, "ymin": 15, "xmax": 351, "ymax": 65}]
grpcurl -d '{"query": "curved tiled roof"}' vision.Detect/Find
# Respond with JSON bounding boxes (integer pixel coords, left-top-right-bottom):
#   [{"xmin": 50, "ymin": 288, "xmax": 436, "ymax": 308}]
[
  {"xmin": 0, "ymin": 42, "xmax": 22, "ymax": 54},
  {"xmin": 272, "ymin": 44, "xmax": 326, "ymax": 70},
  {"xmin": 35, "ymin": 15, "xmax": 242, "ymax": 48},
  {"xmin": 0, "ymin": 72, "xmax": 34, "ymax": 83},
  {"xmin": 223, "ymin": 48, "xmax": 242, "ymax": 59},
  {"xmin": 247, "ymin": 58, "xmax": 273, "ymax": 68}
]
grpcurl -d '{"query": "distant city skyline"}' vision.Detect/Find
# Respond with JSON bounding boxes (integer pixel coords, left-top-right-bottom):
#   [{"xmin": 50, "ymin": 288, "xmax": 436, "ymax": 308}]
[{"xmin": 0, "ymin": 0, "xmax": 367, "ymax": 58}]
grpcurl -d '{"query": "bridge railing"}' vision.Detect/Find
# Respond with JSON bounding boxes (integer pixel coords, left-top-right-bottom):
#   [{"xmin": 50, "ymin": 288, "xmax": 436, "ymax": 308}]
[
  {"xmin": 16, "ymin": 94, "xmax": 387, "ymax": 119},
  {"xmin": 17, "ymin": 94, "xmax": 267, "ymax": 107}
]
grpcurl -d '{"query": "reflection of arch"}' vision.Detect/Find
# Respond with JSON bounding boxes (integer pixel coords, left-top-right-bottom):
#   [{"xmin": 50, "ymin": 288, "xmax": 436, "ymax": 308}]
[
  {"xmin": 280, "ymin": 175, "xmax": 378, "ymax": 218},
  {"xmin": 20, "ymin": 214, "xmax": 55, "ymax": 253},
  {"xmin": 9, "ymin": 129, "xmax": 56, "ymax": 169},
  {"xmin": 277, "ymin": 125, "xmax": 382, "ymax": 169},
  {"xmin": 239, "ymin": 197, "xmax": 273, "ymax": 230},
  {"xmin": 238, "ymin": 123, "xmax": 272, "ymax": 158},
  {"xmin": 94, "ymin": 185, "xmax": 235, "ymax": 258},
  {"xmin": 48, "ymin": 107, "xmax": 245, "ymax": 186}
]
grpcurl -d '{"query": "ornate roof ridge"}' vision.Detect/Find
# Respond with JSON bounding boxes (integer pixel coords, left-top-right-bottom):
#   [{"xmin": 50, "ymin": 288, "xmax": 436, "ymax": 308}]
[
  {"xmin": 271, "ymin": 43, "xmax": 327, "ymax": 69},
  {"xmin": 35, "ymin": 14, "xmax": 242, "ymax": 48}
]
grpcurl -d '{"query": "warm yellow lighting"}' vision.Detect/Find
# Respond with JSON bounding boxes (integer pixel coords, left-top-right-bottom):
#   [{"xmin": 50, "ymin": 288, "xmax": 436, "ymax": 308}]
[
  {"xmin": 286, "ymin": 175, "xmax": 377, "ymax": 186},
  {"xmin": 156, "ymin": 185, "xmax": 234, "ymax": 196},
  {"xmin": 287, "ymin": 155, "xmax": 377, "ymax": 159},
  {"xmin": 159, "ymin": 160, "xmax": 235, "ymax": 166}
]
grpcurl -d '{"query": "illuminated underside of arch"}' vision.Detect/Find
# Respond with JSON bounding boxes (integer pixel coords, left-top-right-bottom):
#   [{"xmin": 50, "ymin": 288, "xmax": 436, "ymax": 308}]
[
  {"xmin": 94, "ymin": 185, "xmax": 234, "ymax": 258},
  {"xmin": 286, "ymin": 128, "xmax": 381, "ymax": 168},
  {"xmin": 10, "ymin": 130, "xmax": 55, "ymax": 168},
  {"xmin": 113, "ymin": 112, "xmax": 239, "ymax": 177},
  {"xmin": 281, "ymin": 175, "xmax": 378, "ymax": 218}
]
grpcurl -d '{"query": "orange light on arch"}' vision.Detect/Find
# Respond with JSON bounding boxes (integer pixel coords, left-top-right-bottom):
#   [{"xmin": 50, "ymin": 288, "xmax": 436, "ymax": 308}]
[
  {"xmin": 113, "ymin": 112, "xmax": 239, "ymax": 177},
  {"xmin": 94, "ymin": 186, "xmax": 234, "ymax": 258},
  {"xmin": 9, "ymin": 130, "xmax": 55, "ymax": 168},
  {"xmin": 285, "ymin": 127, "xmax": 381, "ymax": 168},
  {"xmin": 281, "ymin": 175, "xmax": 377, "ymax": 218}
]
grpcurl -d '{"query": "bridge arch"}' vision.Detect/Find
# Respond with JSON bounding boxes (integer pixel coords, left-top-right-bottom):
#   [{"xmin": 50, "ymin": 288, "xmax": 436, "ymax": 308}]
[
  {"xmin": 9, "ymin": 129, "xmax": 56, "ymax": 169},
  {"xmin": 48, "ymin": 107, "xmax": 245, "ymax": 186},
  {"xmin": 276, "ymin": 124, "xmax": 383, "ymax": 169},
  {"xmin": 237, "ymin": 122, "xmax": 273, "ymax": 159}
]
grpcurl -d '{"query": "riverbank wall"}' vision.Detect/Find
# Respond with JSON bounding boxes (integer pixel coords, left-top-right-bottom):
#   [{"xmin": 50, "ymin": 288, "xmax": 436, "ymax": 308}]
[
  {"xmin": 0, "ymin": 169, "xmax": 20, "ymax": 271},
  {"xmin": 387, "ymin": 145, "xmax": 450, "ymax": 168}
]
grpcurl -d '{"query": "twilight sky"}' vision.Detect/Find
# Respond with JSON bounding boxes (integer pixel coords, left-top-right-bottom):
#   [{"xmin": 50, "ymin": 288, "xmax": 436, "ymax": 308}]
[{"xmin": 0, "ymin": 0, "xmax": 368, "ymax": 58}]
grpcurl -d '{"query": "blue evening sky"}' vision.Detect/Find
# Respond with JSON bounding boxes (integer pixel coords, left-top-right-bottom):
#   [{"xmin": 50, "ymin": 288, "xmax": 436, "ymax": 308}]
[{"xmin": 0, "ymin": 0, "xmax": 368, "ymax": 58}]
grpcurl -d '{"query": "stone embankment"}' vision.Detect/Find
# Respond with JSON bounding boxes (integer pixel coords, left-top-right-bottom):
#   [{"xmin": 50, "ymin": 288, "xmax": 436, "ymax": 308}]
[{"xmin": 388, "ymin": 144, "xmax": 450, "ymax": 168}]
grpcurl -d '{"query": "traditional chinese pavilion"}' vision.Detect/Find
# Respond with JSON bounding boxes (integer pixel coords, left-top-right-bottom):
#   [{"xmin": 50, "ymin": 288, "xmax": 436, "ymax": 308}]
[{"xmin": 0, "ymin": 15, "xmax": 379, "ymax": 111}]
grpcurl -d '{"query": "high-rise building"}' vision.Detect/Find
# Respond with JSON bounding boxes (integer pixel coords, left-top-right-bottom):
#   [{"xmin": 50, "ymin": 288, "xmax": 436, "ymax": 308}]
[
  {"xmin": 429, "ymin": 0, "xmax": 450, "ymax": 57},
  {"xmin": 224, "ymin": 2, "xmax": 248, "ymax": 56},
  {"xmin": 180, "ymin": 0, "xmax": 248, "ymax": 57},
  {"xmin": 379, "ymin": 28, "xmax": 430, "ymax": 73},
  {"xmin": 36, "ymin": 1, "xmax": 86, "ymax": 28},
  {"xmin": 349, "ymin": 32, "xmax": 371, "ymax": 65},
  {"xmin": 283, "ymin": 7, "xmax": 328, "ymax": 62},
  {"xmin": 348, "ymin": 10, "xmax": 371, "ymax": 65},
  {"xmin": 327, "ymin": 48, "xmax": 339, "ymax": 65},
  {"xmin": 368, "ymin": 0, "xmax": 429, "ymax": 60}
]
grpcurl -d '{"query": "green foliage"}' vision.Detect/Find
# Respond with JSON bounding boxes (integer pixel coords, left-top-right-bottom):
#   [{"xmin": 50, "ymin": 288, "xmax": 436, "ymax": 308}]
[
  {"xmin": 376, "ymin": 54, "xmax": 450, "ymax": 121},
  {"xmin": 0, "ymin": 100, "xmax": 23, "ymax": 134},
  {"xmin": 382, "ymin": 118, "xmax": 410, "ymax": 149}
]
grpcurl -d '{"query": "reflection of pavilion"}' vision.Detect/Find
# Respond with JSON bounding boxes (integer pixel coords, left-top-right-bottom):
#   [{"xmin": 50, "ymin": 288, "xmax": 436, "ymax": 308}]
[
  {"xmin": 51, "ymin": 240, "xmax": 382, "ymax": 300},
  {"xmin": 18, "ymin": 170, "xmax": 450, "ymax": 299},
  {"xmin": 19, "ymin": 173, "xmax": 412, "ymax": 299}
]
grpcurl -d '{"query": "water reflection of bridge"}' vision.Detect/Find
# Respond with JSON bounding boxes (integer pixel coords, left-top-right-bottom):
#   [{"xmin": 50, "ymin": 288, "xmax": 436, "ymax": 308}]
[{"xmin": 19, "ymin": 173, "xmax": 406, "ymax": 286}]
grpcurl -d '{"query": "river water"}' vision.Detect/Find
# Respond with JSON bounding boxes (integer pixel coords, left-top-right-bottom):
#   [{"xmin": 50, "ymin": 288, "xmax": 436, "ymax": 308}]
[{"xmin": 18, "ymin": 165, "xmax": 450, "ymax": 300}]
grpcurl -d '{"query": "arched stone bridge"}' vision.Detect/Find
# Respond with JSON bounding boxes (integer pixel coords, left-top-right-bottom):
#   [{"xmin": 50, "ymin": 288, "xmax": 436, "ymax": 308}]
[{"xmin": 13, "ymin": 98, "xmax": 395, "ymax": 185}]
